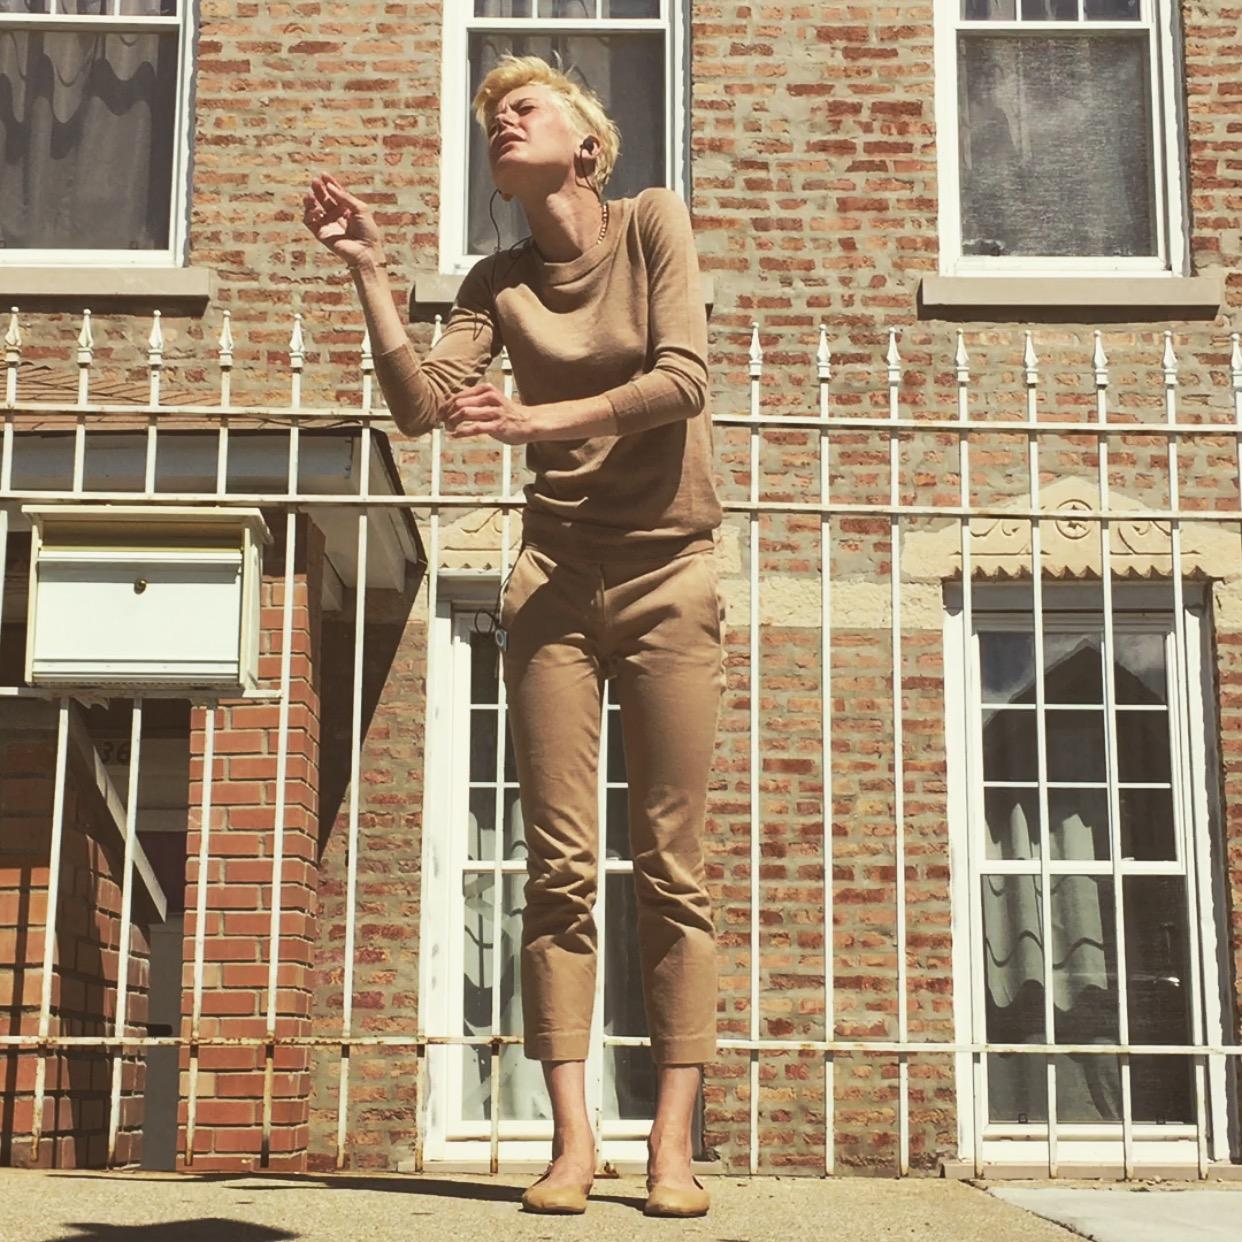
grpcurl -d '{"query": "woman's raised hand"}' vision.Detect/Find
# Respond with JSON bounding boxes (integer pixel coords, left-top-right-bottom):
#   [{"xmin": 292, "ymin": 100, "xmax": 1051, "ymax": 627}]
[{"xmin": 302, "ymin": 173, "xmax": 388, "ymax": 270}]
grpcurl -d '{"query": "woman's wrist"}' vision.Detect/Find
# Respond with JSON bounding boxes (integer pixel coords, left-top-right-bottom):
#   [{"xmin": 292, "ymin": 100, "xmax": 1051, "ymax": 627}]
[{"xmin": 346, "ymin": 251, "xmax": 390, "ymax": 273}]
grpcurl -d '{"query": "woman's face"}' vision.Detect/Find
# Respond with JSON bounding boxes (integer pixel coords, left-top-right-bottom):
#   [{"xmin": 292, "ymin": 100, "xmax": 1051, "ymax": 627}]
[{"xmin": 486, "ymin": 82, "xmax": 584, "ymax": 197}]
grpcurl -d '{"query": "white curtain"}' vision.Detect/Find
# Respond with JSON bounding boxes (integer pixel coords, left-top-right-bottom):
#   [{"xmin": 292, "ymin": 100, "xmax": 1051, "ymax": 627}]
[{"xmin": 0, "ymin": 28, "xmax": 176, "ymax": 249}]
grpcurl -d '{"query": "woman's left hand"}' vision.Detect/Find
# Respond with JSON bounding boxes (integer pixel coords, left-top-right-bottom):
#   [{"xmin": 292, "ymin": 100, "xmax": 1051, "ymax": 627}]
[{"xmin": 442, "ymin": 383, "xmax": 540, "ymax": 445}]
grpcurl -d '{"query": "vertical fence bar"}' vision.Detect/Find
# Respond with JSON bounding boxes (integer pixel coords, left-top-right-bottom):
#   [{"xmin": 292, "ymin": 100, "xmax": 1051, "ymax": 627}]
[
  {"xmin": 487, "ymin": 348, "xmax": 517, "ymax": 1175},
  {"xmin": 144, "ymin": 312, "xmax": 163, "ymax": 496},
  {"xmin": 73, "ymin": 311, "xmax": 92, "ymax": 494},
  {"xmin": 336, "ymin": 403, "xmax": 372, "ymax": 1168},
  {"xmin": 413, "ymin": 313, "xmax": 444, "ymax": 1177},
  {"xmin": 957, "ymin": 333, "xmax": 984, "ymax": 1179},
  {"xmin": 185, "ymin": 705, "xmax": 217, "ymax": 1167},
  {"xmin": 747, "ymin": 322, "xmax": 762, "ymax": 1174},
  {"xmin": 29, "ymin": 700, "xmax": 71, "ymax": 1162},
  {"xmin": 107, "ymin": 699, "xmax": 143, "ymax": 1166},
  {"xmin": 885, "ymin": 330, "xmax": 909, "ymax": 1176},
  {"xmin": 817, "ymin": 325, "xmax": 835, "ymax": 1175},
  {"xmin": 0, "ymin": 308, "xmax": 18, "ymax": 639},
  {"xmin": 261, "ymin": 322, "xmax": 303, "ymax": 1166},
  {"xmin": 1161, "ymin": 333, "xmax": 1210, "ymax": 1179},
  {"xmin": 1093, "ymin": 333, "xmax": 1136, "ymax": 1179},
  {"xmin": 1025, "ymin": 335, "xmax": 1059, "ymax": 1178},
  {"xmin": 216, "ymin": 312, "xmax": 234, "ymax": 495}
]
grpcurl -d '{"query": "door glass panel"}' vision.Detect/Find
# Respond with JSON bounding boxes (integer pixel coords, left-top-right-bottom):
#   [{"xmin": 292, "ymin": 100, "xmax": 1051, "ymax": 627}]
[
  {"xmin": 1043, "ymin": 632, "xmax": 1103, "ymax": 704},
  {"xmin": 1047, "ymin": 788, "xmax": 1109, "ymax": 861},
  {"xmin": 985, "ymin": 786, "xmax": 1041, "ymax": 860},
  {"xmin": 982, "ymin": 708, "xmax": 1037, "ymax": 782},
  {"xmin": 1118, "ymin": 786, "xmax": 1175, "ymax": 861},
  {"xmin": 1125, "ymin": 876, "xmax": 1194, "ymax": 1123},
  {"xmin": 982, "ymin": 875, "xmax": 1047, "ymax": 1122},
  {"xmin": 1114, "ymin": 632, "xmax": 1167, "ymax": 704},
  {"xmin": 1045, "ymin": 710, "xmax": 1105, "ymax": 783}
]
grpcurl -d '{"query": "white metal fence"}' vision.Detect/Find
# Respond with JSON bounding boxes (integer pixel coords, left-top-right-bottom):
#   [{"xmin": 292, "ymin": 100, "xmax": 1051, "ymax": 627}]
[{"xmin": 1, "ymin": 306, "xmax": 1240, "ymax": 1177}]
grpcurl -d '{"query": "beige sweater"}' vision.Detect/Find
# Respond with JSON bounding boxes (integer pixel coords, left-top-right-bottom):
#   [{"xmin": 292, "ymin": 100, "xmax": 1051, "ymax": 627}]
[{"xmin": 372, "ymin": 187, "xmax": 723, "ymax": 558}]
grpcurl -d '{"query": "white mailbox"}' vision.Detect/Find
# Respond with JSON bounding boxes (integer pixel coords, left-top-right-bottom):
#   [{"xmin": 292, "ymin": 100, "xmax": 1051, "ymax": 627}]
[{"xmin": 23, "ymin": 505, "xmax": 271, "ymax": 692}]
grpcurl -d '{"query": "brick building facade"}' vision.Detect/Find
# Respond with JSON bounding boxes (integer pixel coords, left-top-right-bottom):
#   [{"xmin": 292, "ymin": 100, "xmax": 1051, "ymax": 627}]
[{"xmin": 0, "ymin": 0, "xmax": 1239, "ymax": 1177}]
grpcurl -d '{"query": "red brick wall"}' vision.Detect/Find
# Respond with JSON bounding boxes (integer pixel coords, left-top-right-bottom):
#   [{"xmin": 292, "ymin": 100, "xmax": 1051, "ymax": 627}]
[
  {"xmin": 0, "ymin": 704, "xmax": 151, "ymax": 1169},
  {"xmin": 176, "ymin": 514, "xmax": 324, "ymax": 1172}
]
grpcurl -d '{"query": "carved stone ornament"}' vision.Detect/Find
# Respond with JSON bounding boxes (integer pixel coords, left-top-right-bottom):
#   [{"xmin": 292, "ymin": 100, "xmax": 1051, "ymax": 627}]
[
  {"xmin": 439, "ymin": 506, "xmax": 524, "ymax": 571},
  {"xmin": 902, "ymin": 476, "xmax": 1242, "ymax": 583}
]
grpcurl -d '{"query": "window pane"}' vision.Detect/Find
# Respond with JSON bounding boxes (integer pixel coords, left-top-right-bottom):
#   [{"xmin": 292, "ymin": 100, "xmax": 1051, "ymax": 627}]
[
  {"xmin": 957, "ymin": 34, "xmax": 1157, "ymax": 257},
  {"xmin": 1118, "ymin": 785, "xmax": 1175, "ymax": 860},
  {"xmin": 1115, "ymin": 708, "xmax": 1171, "ymax": 783},
  {"xmin": 1114, "ymin": 631, "xmax": 1167, "ymax": 704},
  {"xmin": 985, "ymin": 786, "xmax": 1041, "ymax": 859},
  {"xmin": 982, "ymin": 875, "xmax": 1047, "ymax": 1122},
  {"xmin": 1021, "ymin": 0, "xmax": 1076, "ymax": 17},
  {"xmin": 476, "ymin": 1, "xmax": 533, "ymax": 14},
  {"xmin": 606, "ymin": 785, "xmax": 628, "ymax": 859},
  {"xmin": 462, "ymin": 874, "xmax": 548, "ymax": 1121},
  {"xmin": 1043, "ymin": 632, "xmax": 1102, "ymax": 704},
  {"xmin": 466, "ymin": 785, "xmax": 526, "ymax": 860},
  {"xmin": 982, "ymin": 708, "xmax": 1037, "ymax": 782},
  {"xmin": 70, "ymin": 1, "xmax": 178, "ymax": 13},
  {"xmin": 603, "ymin": 871, "xmax": 656, "ymax": 1119},
  {"xmin": 1048, "ymin": 788, "xmax": 1109, "ymax": 861},
  {"xmin": 1085, "ymin": 0, "xmax": 1140, "ymax": 18},
  {"xmin": 962, "ymin": 0, "xmax": 1017, "ymax": 17},
  {"xmin": 601, "ymin": 0, "xmax": 660, "ymax": 14},
  {"xmin": 470, "ymin": 629, "xmax": 500, "ymax": 703},
  {"xmin": 470, "ymin": 707, "xmax": 518, "ymax": 781},
  {"xmin": 1125, "ymin": 876, "xmax": 1195, "ymax": 1124},
  {"xmin": 0, "ymin": 3, "xmax": 50, "ymax": 11},
  {"xmin": 1045, "ymin": 709, "xmax": 1105, "ymax": 782},
  {"xmin": 606, "ymin": 704, "xmax": 626, "ymax": 782},
  {"xmin": 1051, "ymin": 875, "xmax": 1121, "ymax": 1121},
  {"xmin": 467, "ymin": 31, "xmax": 665, "ymax": 255},
  {"xmin": 0, "ymin": 31, "xmax": 177, "ymax": 249},
  {"xmin": 980, "ymin": 630, "xmax": 1033, "ymax": 703}
]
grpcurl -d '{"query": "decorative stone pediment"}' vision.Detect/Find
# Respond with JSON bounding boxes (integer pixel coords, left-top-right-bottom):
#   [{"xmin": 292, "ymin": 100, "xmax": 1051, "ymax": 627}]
[
  {"xmin": 439, "ymin": 506, "xmax": 524, "ymax": 570},
  {"xmin": 902, "ymin": 476, "xmax": 1242, "ymax": 583}
]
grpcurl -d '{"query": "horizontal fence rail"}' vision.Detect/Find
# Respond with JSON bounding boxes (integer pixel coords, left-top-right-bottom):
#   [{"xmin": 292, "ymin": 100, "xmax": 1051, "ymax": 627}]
[{"xmin": 1, "ymin": 307, "xmax": 1241, "ymax": 1177}]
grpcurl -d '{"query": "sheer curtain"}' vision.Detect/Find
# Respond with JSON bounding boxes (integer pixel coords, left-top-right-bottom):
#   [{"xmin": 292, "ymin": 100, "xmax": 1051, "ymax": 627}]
[{"xmin": 0, "ymin": 28, "xmax": 176, "ymax": 249}]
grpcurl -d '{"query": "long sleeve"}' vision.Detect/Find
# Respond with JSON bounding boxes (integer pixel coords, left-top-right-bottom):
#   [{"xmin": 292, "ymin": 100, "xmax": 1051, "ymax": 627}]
[
  {"xmin": 603, "ymin": 187, "xmax": 709, "ymax": 437},
  {"xmin": 372, "ymin": 255, "xmax": 500, "ymax": 436}
]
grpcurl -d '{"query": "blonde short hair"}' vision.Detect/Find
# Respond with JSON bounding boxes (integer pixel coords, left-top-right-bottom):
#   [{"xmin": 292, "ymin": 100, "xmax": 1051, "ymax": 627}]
[{"xmin": 472, "ymin": 53, "xmax": 620, "ymax": 194}]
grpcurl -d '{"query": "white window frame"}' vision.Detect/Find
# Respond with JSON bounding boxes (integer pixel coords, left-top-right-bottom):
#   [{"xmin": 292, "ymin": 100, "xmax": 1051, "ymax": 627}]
[
  {"xmin": 419, "ymin": 572, "xmax": 657, "ymax": 1167},
  {"xmin": 945, "ymin": 581, "xmax": 1233, "ymax": 1168},
  {"xmin": 932, "ymin": 0, "xmax": 1191, "ymax": 279},
  {"xmin": 437, "ymin": 0, "xmax": 686, "ymax": 275},
  {"xmin": 0, "ymin": 2, "xmax": 196, "ymax": 267}
]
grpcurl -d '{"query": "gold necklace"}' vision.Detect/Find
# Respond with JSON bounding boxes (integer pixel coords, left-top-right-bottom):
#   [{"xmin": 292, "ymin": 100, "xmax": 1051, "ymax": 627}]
[{"xmin": 596, "ymin": 200, "xmax": 609, "ymax": 246}]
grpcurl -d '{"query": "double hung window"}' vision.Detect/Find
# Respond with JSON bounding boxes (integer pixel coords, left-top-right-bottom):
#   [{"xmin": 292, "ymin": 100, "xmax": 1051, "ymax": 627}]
[
  {"xmin": 439, "ymin": 1, "xmax": 683, "ymax": 272},
  {"xmin": 935, "ymin": 1, "xmax": 1189, "ymax": 275},
  {"xmin": 0, "ymin": 1, "xmax": 192, "ymax": 263}
]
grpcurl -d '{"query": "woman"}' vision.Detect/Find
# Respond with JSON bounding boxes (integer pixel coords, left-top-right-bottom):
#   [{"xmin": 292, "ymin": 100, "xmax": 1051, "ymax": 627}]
[{"xmin": 303, "ymin": 54, "xmax": 724, "ymax": 1218}]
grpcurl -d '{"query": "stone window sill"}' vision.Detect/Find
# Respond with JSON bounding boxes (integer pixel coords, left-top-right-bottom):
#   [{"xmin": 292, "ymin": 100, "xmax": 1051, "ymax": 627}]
[
  {"xmin": 410, "ymin": 270, "xmax": 716, "ymax": 318},
  {"xmin": 920, "ymin": 274, "xmax": 1223, "ymax": 319},
  {"xmin": 0, "ymin": 265, "xmax": 215, "ymax": 310}
]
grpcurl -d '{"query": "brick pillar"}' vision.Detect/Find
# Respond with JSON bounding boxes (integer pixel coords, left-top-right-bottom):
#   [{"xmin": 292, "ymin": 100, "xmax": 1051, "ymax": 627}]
[
  {"xmin": 1, "ymin": 702, "xmax": 151, "ymax": 1169},
  {"xmin": 178, "ymin": 513, "xmax": 324, "ymax": 1172}
]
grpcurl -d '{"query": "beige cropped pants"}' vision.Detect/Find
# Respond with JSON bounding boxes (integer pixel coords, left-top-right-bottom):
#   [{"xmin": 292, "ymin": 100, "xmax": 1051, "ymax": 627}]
[{"xmin": 499, "ymin": 536, "xmax": 726, "ymax": 1065}]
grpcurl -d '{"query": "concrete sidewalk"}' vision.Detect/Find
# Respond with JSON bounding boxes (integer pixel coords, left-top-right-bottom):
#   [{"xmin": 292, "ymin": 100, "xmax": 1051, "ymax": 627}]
[
  {"xmin": 990, "ymin": 1183, "xmax": 1242, "ymax": 1242},
  {"xmin": 0, "ymin": 1168, "xmax": 1079, "ymax": 1242}
]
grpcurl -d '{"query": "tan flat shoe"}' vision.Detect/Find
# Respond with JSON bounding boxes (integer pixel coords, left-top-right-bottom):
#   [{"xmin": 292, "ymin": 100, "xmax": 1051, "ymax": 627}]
[
  {"xmin": 521, "ymin": 1163, "xmax": 593, "ymax": 1214},
  {"xmin": 644, "ymin": 1174, "xmax": 709, "ymax": 1218}
]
